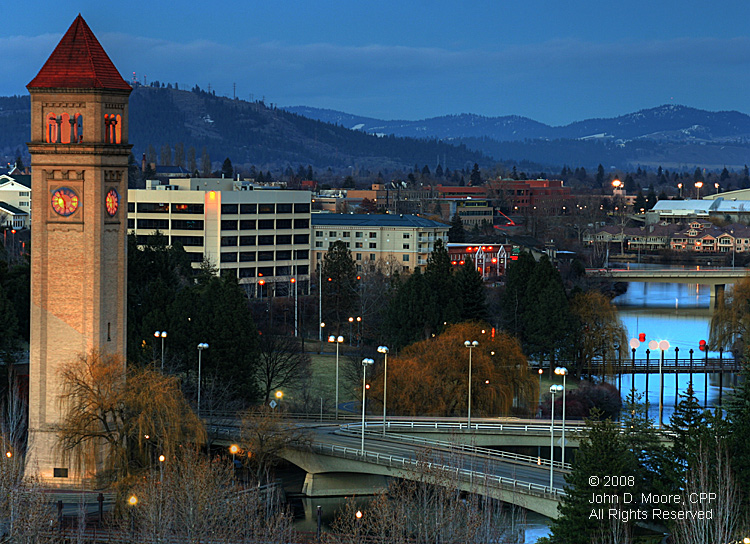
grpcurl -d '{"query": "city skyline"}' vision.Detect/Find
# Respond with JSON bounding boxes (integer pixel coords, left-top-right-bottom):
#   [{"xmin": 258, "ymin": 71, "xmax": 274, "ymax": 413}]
[{"xmin": 4, "ymin": 2, "xmax": 750, "ymax": 129}]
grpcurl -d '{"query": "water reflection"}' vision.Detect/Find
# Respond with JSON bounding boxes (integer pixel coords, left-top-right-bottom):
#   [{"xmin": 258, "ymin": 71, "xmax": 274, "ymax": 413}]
[{"xmin": 613, "ymin": 279, "xmax": 736, "ymax": 422}]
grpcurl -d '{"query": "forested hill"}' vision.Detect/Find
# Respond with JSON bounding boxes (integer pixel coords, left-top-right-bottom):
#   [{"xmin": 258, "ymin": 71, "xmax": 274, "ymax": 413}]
[{"xmin": 0, "ymin": 87, "xmax": 487, "ymax": 171}]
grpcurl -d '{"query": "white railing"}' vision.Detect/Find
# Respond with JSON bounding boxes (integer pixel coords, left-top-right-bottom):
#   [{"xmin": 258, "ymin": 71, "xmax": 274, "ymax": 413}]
[
  {"xmin": 334, "ymin": 428, "xmax": 572, "ymax": 471},
  {"xmin": 342, "ymin": 420, "xmax": 585, "ymax": 435},
  {"xmin": 310, "ymin": 441, "xmax": 566, "ymax": 499}
]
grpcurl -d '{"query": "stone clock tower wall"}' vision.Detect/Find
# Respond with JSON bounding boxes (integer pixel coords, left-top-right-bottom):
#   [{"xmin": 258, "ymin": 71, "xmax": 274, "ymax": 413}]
[{"xmin": 26, "ymin": 15, "xmax": 131, "ymax": 483}]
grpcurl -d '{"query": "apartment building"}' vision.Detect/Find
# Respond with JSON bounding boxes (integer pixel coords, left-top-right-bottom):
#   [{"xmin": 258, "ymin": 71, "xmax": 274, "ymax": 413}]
[
  {"xmin": 311, "ymin": 213, "xmax": 449, "ymax": 274},
  {"xmin": 128, "ymin": 178, "xmax": 312, "ymax": 297},
  {"xmin": 0, "ymin": 174, "xmax": 31, "ymax": 228}
]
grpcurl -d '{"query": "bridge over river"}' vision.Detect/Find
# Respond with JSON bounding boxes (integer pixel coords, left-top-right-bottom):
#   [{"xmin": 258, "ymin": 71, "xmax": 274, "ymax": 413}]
[{"xmin": 209, "ymin": 417, "xmax": 670, "ymax": 519}]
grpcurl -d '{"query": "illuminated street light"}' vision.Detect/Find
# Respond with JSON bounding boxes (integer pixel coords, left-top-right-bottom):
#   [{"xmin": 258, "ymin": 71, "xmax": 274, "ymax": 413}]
[
  {"xmin": 549, "ymin": 384, "xmax": 564, "ymax": 490},
  {"xmin": 464, "ymin": 340, "xmax": 479, "ymax": 428},
  {"xmin": 554, "ymin": 367, "xmax": 568, "ymax": 467},
  {"xmin": 328, "ymin": 335, "xmax": 344, "ymax": 419},
  {"xmin": 361, "ymin": 358, "xmax": 374, "ymax": 453},
  {"xmin": 154, "ymin": 331, "xmax": 167, "ymax": 370},
  {"xmin": 695, "ymin": 180, "xmax": 704, "ymax": 199},
  {"xmin": 377, "ymin": 346, "xmax": 390, "ymax": 436},
  {"xmin": 197, "ymin": 343, "xmax": 209, "ymax": 414}
]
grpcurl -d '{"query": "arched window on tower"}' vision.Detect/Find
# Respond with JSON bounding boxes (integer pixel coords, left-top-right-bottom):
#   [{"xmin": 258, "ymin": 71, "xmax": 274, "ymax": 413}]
[
  {"xmin": 104, "ymin": 114, "xmax": 120, "ymax": 144},
  {"xmin": 46, "ymin": 113, "xmax": 57, "ymax": 143},
  {"xmin": 74, "ymin": 114, "xmax": 83, "ymax": 143},
  {"xmin": 60, "ymin": 113, "xmax": 70, "ymax": 144},
  {"xmin": 115, "ymin": 114, "xmax": 122, "ymax": 144}
]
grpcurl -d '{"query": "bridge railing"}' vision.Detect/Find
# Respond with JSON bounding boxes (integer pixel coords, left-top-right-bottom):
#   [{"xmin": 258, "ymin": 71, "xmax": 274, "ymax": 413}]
[
  {"xmin": 335, "ymin": 427, "xmax": 572, "ymax": 471},
  {"xmin": 310, "ymin": 441, "xmax": 566, "ymax": 500},
  {"xmin": 344, "ymin": 420, "xmax": 585, "ymax": 434}
]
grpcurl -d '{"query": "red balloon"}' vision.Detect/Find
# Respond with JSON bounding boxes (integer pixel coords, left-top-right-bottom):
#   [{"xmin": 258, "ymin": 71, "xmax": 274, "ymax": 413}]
[{"xmin": 638, "ymin": 333, "xmax": 646, "ymax": 342}]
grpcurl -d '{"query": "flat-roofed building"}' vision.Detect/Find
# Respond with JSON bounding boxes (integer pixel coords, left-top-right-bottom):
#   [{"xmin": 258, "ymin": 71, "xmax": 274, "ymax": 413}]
[
  {"xmin": 311, "ymin": 213, "xmax": 449, "ymax": 274},
  {"xmin": 129, "ymin": 178, "xmax": 311, "ymax": 297}
]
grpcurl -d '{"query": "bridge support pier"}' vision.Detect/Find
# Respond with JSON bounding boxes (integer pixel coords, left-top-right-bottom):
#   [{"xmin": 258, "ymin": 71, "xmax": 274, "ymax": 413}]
[
  {"xmin": 302, "ymin": 472, "xmax": 390, "ymax": 497},
  {"xmin": 710, "ymin": 284, "xmax": 725, "ymax": 310}
]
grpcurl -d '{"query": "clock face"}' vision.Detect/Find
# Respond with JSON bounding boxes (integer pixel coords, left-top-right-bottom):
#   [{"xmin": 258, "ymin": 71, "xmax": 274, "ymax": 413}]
[
  {"xmin": 51, "ymin": 187, "xmax": 79, "ymax": 217},
  {"xmin": 105, "ymin": 188, "xmax": 119, "ymax": 216}
]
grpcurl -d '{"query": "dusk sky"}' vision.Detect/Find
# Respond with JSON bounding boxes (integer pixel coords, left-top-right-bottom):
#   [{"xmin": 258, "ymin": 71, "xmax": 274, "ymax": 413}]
[{"xmin": 5, "ymin": 1, "xmax": 750, "ymax": 125}]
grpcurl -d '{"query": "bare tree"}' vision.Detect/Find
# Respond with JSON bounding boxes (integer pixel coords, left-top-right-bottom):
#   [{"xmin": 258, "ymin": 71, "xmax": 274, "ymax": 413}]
[
  {"xmin": 256, "ymin": 334, "xmax": 311, "ymax": 403},
  {"xmin": 239, "ymin": 407, "xmax": 310, "ymax": 483},
  {"xmin": 128, "ymin": 448, "xmax": 295, "ymax": 544}
]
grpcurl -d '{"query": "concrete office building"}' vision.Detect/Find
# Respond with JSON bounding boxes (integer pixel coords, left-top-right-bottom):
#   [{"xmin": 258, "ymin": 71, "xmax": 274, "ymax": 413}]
[{"xmin": 129, "ymin": 178, "xmax": 312, "ymax": 297}]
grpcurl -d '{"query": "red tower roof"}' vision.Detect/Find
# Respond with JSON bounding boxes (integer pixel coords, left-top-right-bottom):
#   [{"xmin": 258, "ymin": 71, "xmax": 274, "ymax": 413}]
[{"xmin": 27, "ymin": 15, "xmax": 131, "ymax": 91}]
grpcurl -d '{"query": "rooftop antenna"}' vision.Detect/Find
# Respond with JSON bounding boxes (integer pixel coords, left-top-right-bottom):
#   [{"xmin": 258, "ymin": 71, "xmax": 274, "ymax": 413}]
[{"xmin": 233, "ymin": 83, "xmax": 236, "ymax": 99}]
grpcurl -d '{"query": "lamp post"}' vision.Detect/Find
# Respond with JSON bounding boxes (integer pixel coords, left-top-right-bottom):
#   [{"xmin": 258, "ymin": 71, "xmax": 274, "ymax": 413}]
[
  {"xmin": 348, "ymin": 317, "xmax": 354, "ymax": 345},
  {"xmin": 377, "ymin": 346, "xmax": 389, "ymax": 436},
  {"xmin": 291, "ymin": 271, "xmax": 298, "ymax": 337},
  {"xmin": 356, "ymin": 316, "xmax": 362, "ymax": 347},
  {"xmin": 537, "ymin": 368, "xmax": 543, "ymax": 417},
  {"xmin": 229, "ymin": 444, "xmax": 239, "ymax": 468},
  {"xmin": 677, "ymin": 182, "xmax": 683, "ymax": 198},
  {"xmin": 549, "ymin": 384, "xmax": 563, "ymax": 490},
  {"xmin": 154, "ymin": 331, "xmax": 167, "ymax": 370},
  {"xmin": 464, "ymin": 340, "xmax": 479, "ymax": 428},
  {"xmin": 695, "ymin": 180, "xmax": 704, "ymax": 199},
  {"xmin": 715, "ymin": 182, "xmax": 720, "ymax": 195},
  {"xmin": 197, "ymin": 343, "xmax": 209, "ymax": 414},
  {"xmin": 328, "ymin": 335, "xmax": 344, "ymax": 419},
  {"xmin": 361, "ymin": 358, "xmax": 374, "ymax": 453},
  {"xmin": 275, "ymin": 390, "xmax": 283, "ymax": 410},
  {"xmin": 554, "ymin": 367, "xmax": 568, "ymax": 467}
]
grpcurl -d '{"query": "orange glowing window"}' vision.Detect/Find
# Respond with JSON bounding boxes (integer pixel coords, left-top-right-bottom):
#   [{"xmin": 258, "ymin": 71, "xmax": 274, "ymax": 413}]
[
  {"xmin": 115, "ymin": 114, "xmax": 122, "ymax": 144},
  {"xmin": 209, "ymin": 191, "xmax": 216, "ymax": 200},
  {"xmin": 46, "ymin": 113, "xmax": 57, "ymax": 143},
  {"xmin": 60, "ymin": 113, "xmax": 71, "ymax": 144}
]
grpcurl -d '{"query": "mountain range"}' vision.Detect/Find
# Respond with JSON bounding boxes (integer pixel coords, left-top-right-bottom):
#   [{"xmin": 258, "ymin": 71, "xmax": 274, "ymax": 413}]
[{"xmin": 2, "ymin": 85, "xmax": 750, "ymax": 173}]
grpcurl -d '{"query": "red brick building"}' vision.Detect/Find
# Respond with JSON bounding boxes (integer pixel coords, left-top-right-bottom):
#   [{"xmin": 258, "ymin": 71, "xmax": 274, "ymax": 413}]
[{"xmin": 488, "ymin": 179, "xmax": 573, "ymax": 214}]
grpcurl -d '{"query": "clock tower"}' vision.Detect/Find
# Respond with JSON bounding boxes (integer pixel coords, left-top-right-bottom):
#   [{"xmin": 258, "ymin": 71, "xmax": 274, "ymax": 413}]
[{"xmin": 26, "ymin": 15, "xmax": 131, "ymax": 482}]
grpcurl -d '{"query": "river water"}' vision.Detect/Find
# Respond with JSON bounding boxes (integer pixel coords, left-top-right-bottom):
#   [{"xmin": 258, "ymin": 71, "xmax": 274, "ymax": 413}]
[{"xmin": 612, "ymin": 265, "xmax": 738, "ymax": 424}]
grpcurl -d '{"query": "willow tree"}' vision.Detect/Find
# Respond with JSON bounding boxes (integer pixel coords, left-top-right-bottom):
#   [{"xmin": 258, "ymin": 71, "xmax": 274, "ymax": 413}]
[
  {"xmin": 369, "ymin": 322, "xmax": 537, "ymax": 417},
  {"xmin": 569, "ymin": 290, "xmax": 627, "ymax": 379},
  {"xmin": 58, "ymin": 350, "xmax": 205, "ymax": 485},
  {"xmin": 709, "ymin": 276, "xmax": 750, "ymax": 359}
]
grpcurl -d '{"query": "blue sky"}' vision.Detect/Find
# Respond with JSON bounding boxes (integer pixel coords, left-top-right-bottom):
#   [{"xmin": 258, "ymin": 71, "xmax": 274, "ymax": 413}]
[{"xmin": 5, "ymin": 1, "xmax": 750, "ymax": 125}]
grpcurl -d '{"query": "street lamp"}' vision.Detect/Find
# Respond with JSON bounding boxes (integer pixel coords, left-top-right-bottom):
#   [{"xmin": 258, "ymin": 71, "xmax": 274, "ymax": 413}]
[
  {"xmin": 348, "ymin": 317, "xmax": 354, "ymax": 345},
  {"xmin": 464, "ymin": 340, "xmax": 479, "ymax": 428},
  {"xmin": 677, "ymin": 182, "xmax": 683, "ymax": 198},
  {"xmin": 549, "ymin": 384, "xmax": 563, "ymax": 490},
  {"xmin": 377, "ymin": 346, "xmax": 389, "ymax": 436},
  {"xmin": 154, "ymin": 331, "xmax": 167, "ymax": 370},
  {"xmin": 537, "ymin": 368, "xmax": 543, "ymax": 417},
  {"xmin": 611, "ymin": 179, "xmax": 622, "ymax": 191},
  {"xmin": 649, "ymin": 339, "xmax": 670, "ymax": 428},
  {"xmin": 275, "ymin": 390, "xmax": 283, "ymax": 410},
  {"xmin": 328, "ymin": 335, "xmax": 344, "ymax": 419},
  {"xmin": 554, "ymin": 367, "xmax": 568, "ymax": 467},
  {"xmin": 715, "ymin": 182, "xmax": 720, "ymax": 194},
  {"xmin": 361, "ymin": 358, "xmax": 374, "ymax": 453},
  {"xmin": 695, "ymin": 180, "xmax": 704, "ymax": 199},
  {"xmin": 229, "ymin": 444, "xmax": 239, "ymax": 468},
  {"xmin": 356, "ymin": 316, "xmax": 362, "ymax": 346},
  {"xmin": 197, "ymin": 342, "xmax": 209, "ymax": 414}
]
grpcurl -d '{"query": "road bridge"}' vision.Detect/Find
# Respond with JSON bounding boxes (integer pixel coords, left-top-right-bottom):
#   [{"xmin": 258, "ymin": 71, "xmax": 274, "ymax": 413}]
[{"xmin": 209, "ymin": 419, "xmax": 572, "ymax": 518}]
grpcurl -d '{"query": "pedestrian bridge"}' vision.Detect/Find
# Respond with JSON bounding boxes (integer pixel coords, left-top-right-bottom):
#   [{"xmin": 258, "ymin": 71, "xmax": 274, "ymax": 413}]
[{"xmin": 586, "ymin": 267, "xmax": 749, "ymax": 302}]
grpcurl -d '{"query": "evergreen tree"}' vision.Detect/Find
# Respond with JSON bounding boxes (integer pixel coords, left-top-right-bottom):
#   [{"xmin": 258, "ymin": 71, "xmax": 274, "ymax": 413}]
[
  {"xmin": 634, "ymin": 189, "xmax": 647, "ymax": 212},
  {"xmin": 174, "ymin": 142, "xmax": 185, "ymax": 169},
  {"xmin": 455, "ymin": 258, "xmax": 488, "ymax": 323},
  {"xmin": 321, "ymin": 241, "xmax": 358, "ymax": 333},
  {"xmin": 384, "ymin": 270, "xmax": 429, "ymax": 349},
  {"xmin": 200, "ymin": 147, "xmax": 211, "ymax": 177},
  {"xmin": 645, "ymin": 187, "xmax": 657, "ymax": 210},
  {"xmin": 668, "ymin": 383, "xmax": 707, "ymax": 478},
  {"xmin": 221, "ymin": 158, "xmax": 233, "ymax": 179},
  {"xmin": 595, "ymin": 164, "xmax": 605, "ymax": 188},
  {"xmin": 423, "ymin": 239, "xmax": 459, "ymax": 335},
  {"xmin": 521, "ymin": 255, "xmax": 573, "ymax": 365},
  {"xmin": 470, "ymin": 163, "xmax": 482, "ymax": 186},
  {"xmin": 723, "ymin": 362, "xmax": 750, "ymax": 505},
  {"xmin": 551, "ymin": 414, "xmax": 639, "ymax": 544},
  {"xmin": 500, "ymin": 250, "xmax": 536, "ymax": 338},
  {"xmin": 187, "ymin": 146, "xmax": 197, "ymax": 174},
  {"xmin": 448, "ymin": 213, "xmax": 466, "ymax": 242},
  {"xmin": 342, "ymin": 176, "xmax": 355, "ymax": 189}
]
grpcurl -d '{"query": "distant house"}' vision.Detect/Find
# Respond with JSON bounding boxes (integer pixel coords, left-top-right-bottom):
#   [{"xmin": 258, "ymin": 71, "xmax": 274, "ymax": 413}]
[{"xmin": 0, "ymin": 174, "xmax": 32, "ymax": 228}]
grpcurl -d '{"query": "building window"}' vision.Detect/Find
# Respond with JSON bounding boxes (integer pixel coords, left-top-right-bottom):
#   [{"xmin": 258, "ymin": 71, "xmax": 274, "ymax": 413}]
[
  {"xmin": 342, "ymin": 232, "xmax": 350, "ymax": 237},
  {"xmin": 239, "ymin": 252, "xmax": 256, "ymax": 262},
  {"xmin": 276, "ymin": 235, "xmax": 292, "ymax": 245},
  {"xmin": 239, "ymin": 236, "xmax": 256, "ymax": 246},
  {"xmin": 171, "ymin": 219, "xmax": 204, "ymax": 230},
  {"xmin": 127, "ymin": 218, "xmax": 135, "ymax": 229},
  {"xmin": 221, "ymin": 220, "xmax": 238, "ymax": 231},
  {"xmin": 403, "ymin": 233, "xmax": 410, "ymax": 239},
  {"xmin": 316, "ymin": 231, "xmax": 323, "ymax": 237},
  {"xmin": 221, "ymin": 204, "xmax": 238, "ymax": 214},
  {"xmin": 258, "ymin": 266, "xmax": 274, "ymax": 277},
  {"xmin": 294, "ymin": 234, "xmax": 309, "ymax": 244},
  {"xmin": 369, "ymin": 232, "xmax": 377, "ymax": 238},
  {"xmin": 172, "ymin": 235, "xmax": 204, "ymax": 247},
  {"xmin": 403, "ymin": 254, "xmax": 409, "ymax": 261},
  {"xmin": 295, "ymin": 249, "xmax": 309, "ymax": 259},
  {"xmin": 258, "ymin": 203, "xmax": 275, "ymax": 214},
  {"xmin": 258, "ymin": 219, "xmax": 274, "ymax": 229},
  {"xmin": 239, "ymin": 268, "xmax": 256, "ymax": 278},
  {"xmin": 356, "ymin": 232, "xmax": 363, "ymax": 238},
  {"xmin": 138, "ymin": 218, "xmax": 169, "ymax": 230},
  {"xmin": 369, "ymin": 254, "xmax": 376, "ymax": 261},
  {"xmin": 258, "ymin": 235, "xmax": 274, "ymax": 245},
  {"xmin": 171, "ymin": 203, "xmax": 204, "ymax": 214},
  {"xmin": 369, "ymin": 242, "xmax": 377, "ymax": 248},
  {"xmin": 240, "ymin": 203, "xmax": 257, "ymax": 214},
  {"xmin": 329, "ymin": 231, "xmax": 337, "ymax": 237},
  {"xmin": 294, "ymin": 219, "xmax": 309, "ymax": 229},
  {"xmin": 138, "ymin": 202, "xmax": 169, "ymax": 213},
  {"xmin": 239, "ymin": 219, "xmax": 256, "ymax": 230},
  {"xmin": 356, "ymin": 253, "xmax": 362, "ymax": 260},
  {"xmin": 403, "ymin": 244, "xmax": 410, "ymax": 249},
  {"xmin": 276, "ymin": 219, "xmax": 292, "ymax": 229},
  {"xmin": 221, "ymin": 236, "xmax": 238, "ymax": 247},
  {"xmin": 220, "ymin": 252, "xmax": 238, "ymax": 262},
  {"xmin": 276, "ymin": 250, "xmax": 292, "ymax": 260},
  {"xmin": 258, "ymin": 251, "xmax": 274, "ymax": 261},
  {"xmin": 294, "ymin": 203, "xmax": 311, "ymax": 213},
  {"xmin": 315, "ymin": 241, "xmax": 323, "ymax": 248},
  {"xmin": 277, "ymin": 203, "xmax": 293, "ymax": 213}
]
